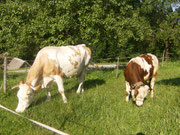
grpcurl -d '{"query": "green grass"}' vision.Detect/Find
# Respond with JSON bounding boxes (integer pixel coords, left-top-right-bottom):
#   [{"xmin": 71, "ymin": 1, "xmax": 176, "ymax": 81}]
[{"xmin": 0, "ymin": 61, "xmax": 180, "ymax": 135}]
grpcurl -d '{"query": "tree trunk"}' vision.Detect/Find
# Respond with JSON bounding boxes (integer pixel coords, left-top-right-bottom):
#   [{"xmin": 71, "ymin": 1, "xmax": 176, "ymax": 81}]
[{"xmin": 164, "ymin": 41, "xmax": 169, "ymax": 61}]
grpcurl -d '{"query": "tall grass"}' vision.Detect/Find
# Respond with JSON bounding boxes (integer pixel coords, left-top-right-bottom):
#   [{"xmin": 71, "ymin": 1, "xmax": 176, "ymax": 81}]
[{"xmin": 0, "ymin": 61, "xmax": 179, "ymax": 135}]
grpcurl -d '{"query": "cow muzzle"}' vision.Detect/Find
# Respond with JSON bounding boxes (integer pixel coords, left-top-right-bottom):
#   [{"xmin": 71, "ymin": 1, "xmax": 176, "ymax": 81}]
[
  {"xmin": 15, "ymin": 105, "xmax": 26, "ymax": 113},
  {"xmin": 15, "ymin": 99, "xmax": 31, "ymax": 113},
  {"xmin": 136, "ymin": 101, "xmax": 143, "ymax": 107},
  {"xmin": 15, "ymin": 108, "xmax": 25, "ymax": 113}
]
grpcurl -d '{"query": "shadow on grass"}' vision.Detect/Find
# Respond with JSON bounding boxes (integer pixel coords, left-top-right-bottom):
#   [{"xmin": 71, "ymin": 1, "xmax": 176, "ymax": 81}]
[
  {"xmin": 136, "ymin": 133, "xmax": 145, "ymax": 135},
  {"xmin": 31, "ymin": 92, "xmax": 60, "ymax": 107},
  {"xmin": 156, "ymin": 77, "xmax": 180, "ymax": 86},
  {"xmin": 84, "ymin": 79, "xmax": 105, "ymax": 89},
  {"xmin": 31, "ymin": 78, "xmax": 105, "ymax": 108},
  {"xmin": 65, "ymin": 78, "xmax": 105, "ymax": 93}
]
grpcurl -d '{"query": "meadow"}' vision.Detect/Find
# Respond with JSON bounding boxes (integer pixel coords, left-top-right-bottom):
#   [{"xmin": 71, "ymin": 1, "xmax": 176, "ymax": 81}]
[{"xmin": 0, "ymin": 61, "xmax": 179, "ymax": 135}]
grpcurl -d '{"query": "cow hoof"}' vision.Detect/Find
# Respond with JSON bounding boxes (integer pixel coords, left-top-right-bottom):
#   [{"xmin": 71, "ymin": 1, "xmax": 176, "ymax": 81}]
[
  {"xmin": 46, "ymin": 97, "xmax": 51, "ymax": 101},
  {"xmin": 63, "ymin": 100, "xmax": 67, "ymax": 104},
  {"xmin": 81, "ymin": 89, "xmax": 84, "ymax": 93},
  {"xmin": 76, "ymin": 91, "xmax": 81, "ymax": 94},
  {"xmin": 125, "ymin": 100, "xmax": 129, "ymax": 103},
  {"xmin": 150, "ymin": 93, "xmax": 154, "ymax": 98}
]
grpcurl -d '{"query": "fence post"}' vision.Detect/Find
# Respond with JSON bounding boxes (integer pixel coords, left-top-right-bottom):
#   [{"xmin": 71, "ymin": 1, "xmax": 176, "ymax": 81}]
[
  {"xmin": 116, "ymin": 57, "xmax": 119, "ymax": 78},
  {"xmin": 3, "ymin": 52, "xmax": 8, "ymax": 93},
  {"xmin": 161, "ymin": 50, "xmax": 165, "ymax": 67}
]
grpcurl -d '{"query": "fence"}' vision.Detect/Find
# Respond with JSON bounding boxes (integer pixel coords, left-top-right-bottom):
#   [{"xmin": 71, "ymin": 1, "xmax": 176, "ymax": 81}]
[{"xmin": 0, "ymin": 53, "xmax": 31, "ymax": 93}]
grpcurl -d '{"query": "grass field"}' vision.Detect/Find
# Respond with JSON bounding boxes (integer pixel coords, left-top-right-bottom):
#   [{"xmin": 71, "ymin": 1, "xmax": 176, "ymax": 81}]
[{"xmin": 0, "ymin": 61, "xmax": 179, "ymax": 135}]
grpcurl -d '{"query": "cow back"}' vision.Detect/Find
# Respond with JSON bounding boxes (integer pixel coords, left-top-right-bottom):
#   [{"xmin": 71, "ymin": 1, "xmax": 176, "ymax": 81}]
[{"xmin": 124, "ymin": 53, "xmax": 159, "ymax": 87}]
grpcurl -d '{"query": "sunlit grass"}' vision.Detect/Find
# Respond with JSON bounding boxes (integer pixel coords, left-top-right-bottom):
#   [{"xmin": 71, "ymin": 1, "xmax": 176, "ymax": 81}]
[{"xmin": 0, "ymin": 61, "xmax": 179, "ymax": 135}]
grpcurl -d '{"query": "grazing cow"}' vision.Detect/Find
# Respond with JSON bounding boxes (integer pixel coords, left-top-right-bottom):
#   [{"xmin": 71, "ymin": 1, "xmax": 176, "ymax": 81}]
[
  {"xmin": 12, "ymin": 44, "xmax": 91, "ymax": 113},
  {"xmin": 124, "ymin": 53, "xmax": 159, "ymax": 106}
]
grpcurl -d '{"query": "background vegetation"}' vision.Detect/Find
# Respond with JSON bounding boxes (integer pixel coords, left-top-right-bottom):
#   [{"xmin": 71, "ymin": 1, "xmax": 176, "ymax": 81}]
[
  {"xmin": 0, "ymin": 0, "xmax": 180, "ymax": 61},
  {"xmin": 0, "ymin": 61, "xmax": 180, "ymax": 135}
]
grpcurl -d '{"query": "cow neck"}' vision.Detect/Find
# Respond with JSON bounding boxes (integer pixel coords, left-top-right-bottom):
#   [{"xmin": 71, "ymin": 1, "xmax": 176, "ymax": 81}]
[
  {"xmin": 131, "ymin": 82, "xmax": 144, "ymax": 89},
  {"xmin": 26, "ymin": 60, "xmax": 43, "ymax": 87}
]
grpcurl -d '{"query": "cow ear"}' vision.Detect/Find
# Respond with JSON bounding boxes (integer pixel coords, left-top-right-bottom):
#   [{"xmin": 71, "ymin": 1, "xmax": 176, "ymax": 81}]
[{"xmin": 19, "ymin": 79, "xmax": 24, "ymax": 84}]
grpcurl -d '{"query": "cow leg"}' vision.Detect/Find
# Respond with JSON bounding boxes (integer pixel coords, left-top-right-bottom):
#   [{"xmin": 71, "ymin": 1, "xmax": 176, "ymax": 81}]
[
  {"xmin": 43, "ymin": 77, "xmax": 53, "ymax": 101},
  {"xmin": 150, "ymin": 76, "xmax": 156, "ymax": 98},
  {"xmin": 131, "ymin": 90, "xmax": 136, "ymax": 101},
  {"xmin": 125, "ymin": 81, "xmax": 131, "ymax": 103},
  {"xmin": 54, "ymin": 75, "xmax": 67, "ymax": 103},
  {"xmin": 46, "ymin": 87, "xmax": 51, "ymax": 101},
  {"xmin": 76, "ymin": 69, "xmax": 86, "ymax": 94}
]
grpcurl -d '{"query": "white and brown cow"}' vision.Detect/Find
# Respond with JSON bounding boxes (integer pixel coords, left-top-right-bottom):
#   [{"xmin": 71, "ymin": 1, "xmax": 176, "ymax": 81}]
[
  {"xmin": 12, "ymin": 44, "xmax": 91, "ymax": 113},
  {"xmin": 124, "ymin": 53, "xmax": 159, "ymax": 106}
]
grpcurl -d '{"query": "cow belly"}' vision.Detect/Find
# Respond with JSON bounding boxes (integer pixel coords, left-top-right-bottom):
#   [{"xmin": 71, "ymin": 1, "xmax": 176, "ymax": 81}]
[
  {"xmin": 62, "ymin": 66, "xmax": 82, "ymax": 77},
  {"xmin": 54, "ymin": 48, "xmax": 86, "ymax": 78},
  {"xmin": 59, "ymin": 58, "xmax": 84, "ymax": 78}
]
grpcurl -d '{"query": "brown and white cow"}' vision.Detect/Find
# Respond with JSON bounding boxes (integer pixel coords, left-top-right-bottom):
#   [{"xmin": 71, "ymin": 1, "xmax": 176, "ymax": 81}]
[
  {"xmin": 12, "ymin": 44, "xmax": 91, "ymax": 113},
  {"xmin": 124, "ymin": 53, "xmax": 159, "ymax": 106}
]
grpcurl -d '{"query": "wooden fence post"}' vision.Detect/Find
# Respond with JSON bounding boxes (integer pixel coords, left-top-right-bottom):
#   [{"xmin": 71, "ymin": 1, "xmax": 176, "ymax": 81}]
[
  {"xmin": 116, "ymin": 57, "xmax": 119, "ymax": 78},
  {"xmin": 161, "ymin": 50, "xmax": 165, "ymax": 67},
  {"xmin": 3, "ymin": 52, "xmax": 8, "ymax": 93}
]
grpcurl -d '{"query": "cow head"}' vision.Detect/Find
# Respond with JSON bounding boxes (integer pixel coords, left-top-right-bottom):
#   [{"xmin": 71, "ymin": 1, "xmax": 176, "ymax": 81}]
[
  {"xmin": 12, "ymin": 79, "xmax": 40, "ymax": 113},
  {"xmin": 134, "ymin": 85, "xmax": 150, "ymax": 106}
]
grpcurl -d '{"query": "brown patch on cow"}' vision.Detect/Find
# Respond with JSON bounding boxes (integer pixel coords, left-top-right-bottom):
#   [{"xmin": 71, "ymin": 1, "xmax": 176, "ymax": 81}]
[
  {"xmin": 41, "ymin": 54, "xmax": 63, "ymax": 77},
  {"xmin": 69, "ymin": 46, "xmax": 81, "ymax": 56},
  {"xmin": 139, "ymin": 54, "xmax": 153, "ymax": 65},
  {"xmin": 83, "ymin": 46, "xmax": 92, "ymax": 56},
  {"xmin": 124, "ymin": 61, "xmax": 147, "ymax": 86},
  {"xmin": 140, "ymin": 54, "xmax": 154, "ymax": 79},
  {"xmin": 68, "ymin": 56, "xmax": 79, "ymax": 68},
  {"xmin": 26, "ymin": 53, "xmax": 63, "ymax": 87}
]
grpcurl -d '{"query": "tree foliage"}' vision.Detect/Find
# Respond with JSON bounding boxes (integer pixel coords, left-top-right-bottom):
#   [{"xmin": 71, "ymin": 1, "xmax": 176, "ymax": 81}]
[{"xmin": 0, "ymin": 0, "xmax": 179, "ymax": 61}]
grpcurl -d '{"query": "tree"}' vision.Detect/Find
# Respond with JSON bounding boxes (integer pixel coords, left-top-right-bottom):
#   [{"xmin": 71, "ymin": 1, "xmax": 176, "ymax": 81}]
[
  {"xmin": 140, "ymin": 0, "xmax": 180, "ymax": 61},
  {"xmin": 0, "ymin": 0, "xmax": 179, "ymax": 61}
]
